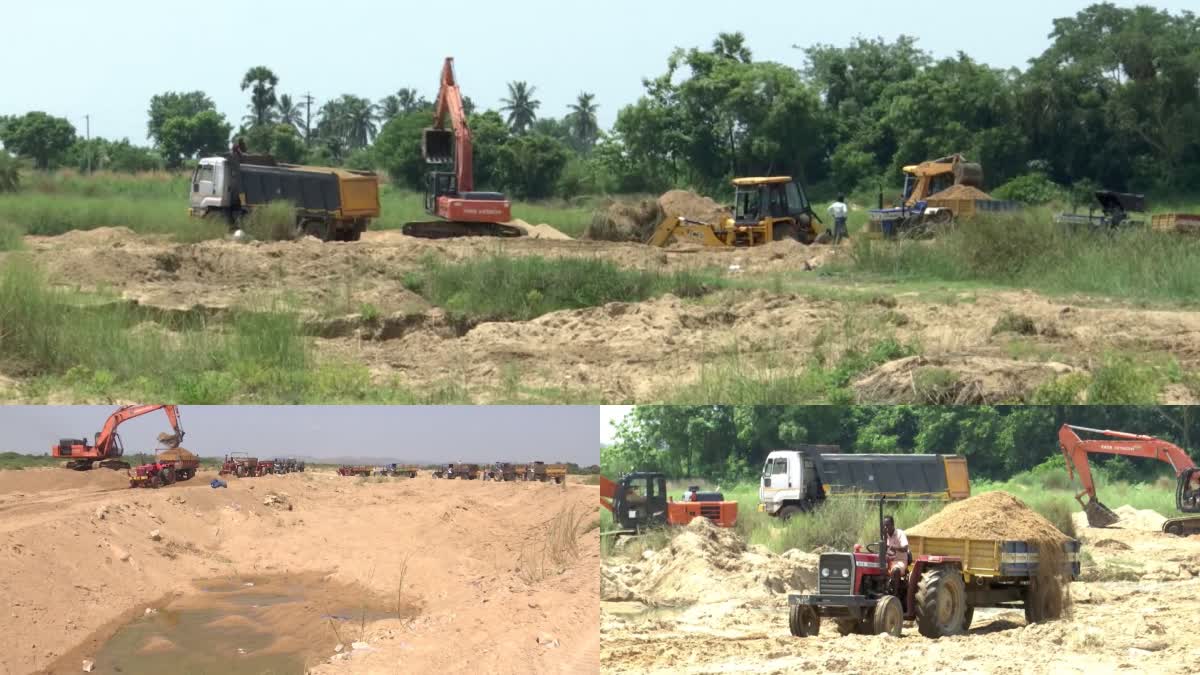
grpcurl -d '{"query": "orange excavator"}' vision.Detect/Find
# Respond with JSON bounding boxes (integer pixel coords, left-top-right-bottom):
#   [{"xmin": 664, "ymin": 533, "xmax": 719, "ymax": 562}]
[
  {"xmin": 52, "ymin": 405, "xmax": 185, "ymax": 471},
  {"xmin": 600, "ymin": 473, "xmax": 738, "ymax": 534},
  {"xmin": 1058, "ymin": 423, "xmax": 1200, "ymax": 535},
  {"xmin": 401, "ymin": 57, "xmax": 520, "ymax": 239}
]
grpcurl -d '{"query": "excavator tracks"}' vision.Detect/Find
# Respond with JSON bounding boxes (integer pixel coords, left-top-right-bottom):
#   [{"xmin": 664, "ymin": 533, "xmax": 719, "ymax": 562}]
[{"xmin": 401, "ymin": 221, "xmax": 525, "ymax": 239}]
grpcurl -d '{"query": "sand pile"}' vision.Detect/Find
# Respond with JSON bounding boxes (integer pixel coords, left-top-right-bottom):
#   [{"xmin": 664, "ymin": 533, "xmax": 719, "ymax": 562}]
[
  {"xmin": 853, "ymin": 355, "xmax": 1077, "ymax": 405},
  {"xmin": 602, "ymin": 518, "xmax": 815, "ymax": 606},
  {"xmin": 586, "ymin": 190, "xmax": 730, "ymax": 242},
  {"xmin": 156, "ymin": 447, "xmax": 197, "ymax": 463},
  {"xmin": 1110, "ymin": 504, "xmax": 1168, "ymax": 531},
  {"xmin": 507, "ymin": 219, "xmax": 572, "ymax": 240},
  {"xmin": 927, "ymin": 184, "xmax": 993, "ymax": 201},
  {"xmin": 909, "ymin": 491, "xmax": 1069, "ymax": 543}
]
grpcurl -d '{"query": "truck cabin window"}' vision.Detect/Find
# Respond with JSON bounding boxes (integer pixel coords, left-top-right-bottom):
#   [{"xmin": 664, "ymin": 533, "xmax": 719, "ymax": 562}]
[{"xmin": 193, "ymin": 165, "xmax": 214, "ymax": 192}]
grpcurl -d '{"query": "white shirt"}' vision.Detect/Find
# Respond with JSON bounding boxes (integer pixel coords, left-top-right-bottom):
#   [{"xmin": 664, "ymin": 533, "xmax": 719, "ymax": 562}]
[
  {"xmin": 887, "ymin": 528, "xmax": 909, "ymax": 561},
  {"xmin": 828, "ymin": 201, "xmax": 848, "ymax": 219}
]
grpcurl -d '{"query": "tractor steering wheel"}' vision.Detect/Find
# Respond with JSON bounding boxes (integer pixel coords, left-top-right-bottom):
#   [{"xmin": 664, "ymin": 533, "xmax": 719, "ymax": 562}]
[{"xmin": 865, "ymin": 542, "xmax": 880, "ymax": 554}]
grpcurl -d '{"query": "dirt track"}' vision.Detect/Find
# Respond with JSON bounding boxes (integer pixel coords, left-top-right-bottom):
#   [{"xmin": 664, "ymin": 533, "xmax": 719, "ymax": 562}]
[
  {"xmin": 600, "ymin": 509, "xmax": 1200, "ymax": 674},
  {"xmin": 8, "ymin": 227, "xmax": 1200, "ymax": 403},
  {"xmin": 0, "ymin": 467, "xmax": 598, "ymax": 675}
]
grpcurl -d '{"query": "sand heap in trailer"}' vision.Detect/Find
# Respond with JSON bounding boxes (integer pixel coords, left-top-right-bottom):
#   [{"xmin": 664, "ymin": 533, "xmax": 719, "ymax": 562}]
[
  {"xmin": 926, "ymin": 184, "xmax": 994, "ymax": 201},
  {"xmin": 601, "ymin": 517, "xmax": 816, "ymax": 606},
  {"xmin": 908, "ymin": 491, "xmax": 1070, "ymax": 543},
  {"xmin": 586, "ymin": 190, "xmax": 730, "ymax": 242}
]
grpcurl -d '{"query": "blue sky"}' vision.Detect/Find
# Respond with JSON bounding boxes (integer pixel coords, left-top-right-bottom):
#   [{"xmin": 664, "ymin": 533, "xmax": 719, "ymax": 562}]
[
  {"xmin": 3, "ymin": 0, "xmax": 1191, "ymax": 145},
  {"xmin": 2, "ymin": 406, "xmax": 599, "ymax": 463}
]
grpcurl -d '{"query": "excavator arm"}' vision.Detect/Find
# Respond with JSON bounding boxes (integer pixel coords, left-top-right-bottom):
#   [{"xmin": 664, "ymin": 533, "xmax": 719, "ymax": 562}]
[
  {"xmin": 1058, "ymin": 424, "xmax": 1198, "ymax": 526},
  {"xmin": 96, "ymin": 405, "xmax": 184, "ymax": 458},
  {"xmin": 600, "ymin": 475, "xmax": 616, "ymax": 512},
  {"xmin": 425, "ymin": 57, "xmax": 474, "ymax": 193}
]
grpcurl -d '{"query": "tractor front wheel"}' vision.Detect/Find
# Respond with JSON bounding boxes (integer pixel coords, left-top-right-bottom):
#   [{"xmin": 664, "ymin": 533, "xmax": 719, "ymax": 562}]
[
  {"xmin": 873, "ymin": 595, "xmax": 903, "ymax": 637},
  {"xmin": 788, "ymin": 605, "xmax": 819, "ymax": 637},
  {"xmin": 915, "ymin": 566, "xmax": 966, "ymax": 638}
]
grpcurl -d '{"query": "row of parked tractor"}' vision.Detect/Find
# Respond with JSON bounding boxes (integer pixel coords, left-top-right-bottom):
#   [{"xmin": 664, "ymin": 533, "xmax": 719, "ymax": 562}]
[
  {"xmin": 335, "ymin": 461, "xmax": 568, "ymax": 484},
  {"xmin": 217, "ymin": 452, "xmax": 306, "ymax": 478}
]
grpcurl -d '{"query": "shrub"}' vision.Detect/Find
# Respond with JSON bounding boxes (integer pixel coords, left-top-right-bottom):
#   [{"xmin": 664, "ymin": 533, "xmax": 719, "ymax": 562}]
[
  {"xmin": 242, "ymin": 200, "xmax": 296, "ymax": 241},
  {"xmin": 991, "ymin": 173, "xmax": 1066, "ymax": 205}
]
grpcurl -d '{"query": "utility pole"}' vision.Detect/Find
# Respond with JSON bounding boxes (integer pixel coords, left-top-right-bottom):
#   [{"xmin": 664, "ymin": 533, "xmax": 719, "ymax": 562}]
[
  {"xmin": 302, "ymin": 92, "xmax": 315, "ymax": 146},
  {"xmin": 85, "ymin": 114, "xmax": 91, "ymax": 173}
]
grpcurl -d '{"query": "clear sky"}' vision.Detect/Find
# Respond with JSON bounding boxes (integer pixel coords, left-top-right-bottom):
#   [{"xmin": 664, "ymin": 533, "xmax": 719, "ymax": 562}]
[
  {"xmin": 2, "ymin": 406, "xmax": 599, "ymax": 463},
  {"xmin": 3, "ymin": 1, "xmax": 1191, "ymax": 145},
  {"xmin": 600, "ymin": 406, "xmax": 632, "ymax": 446}
]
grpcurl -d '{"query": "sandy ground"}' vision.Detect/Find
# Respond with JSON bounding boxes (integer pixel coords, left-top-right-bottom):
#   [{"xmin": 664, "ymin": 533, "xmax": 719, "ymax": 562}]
[
  {"xmin": 0, "ymin": 467, "xmax": 598, "ymax": 675},
  {"xmin": 600, "ymin": 509, "xmax": 1200, "ymax": 674},
  {"xmin": 7, "ymin": 227, "xmax": 1200, "ymax": 402}
]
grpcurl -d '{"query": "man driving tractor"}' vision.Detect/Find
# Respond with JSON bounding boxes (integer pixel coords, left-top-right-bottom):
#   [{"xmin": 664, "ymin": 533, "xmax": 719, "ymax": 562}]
[{"xmin": 884, "ymin": 515, "xmax": 909, "ymax": 588}]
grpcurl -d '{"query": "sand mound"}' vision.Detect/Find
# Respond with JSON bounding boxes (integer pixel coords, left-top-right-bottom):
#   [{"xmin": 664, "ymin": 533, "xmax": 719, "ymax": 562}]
[
  {"xmin": 586, "ymin": 198, "xmax": 662, "ymax": 242},
  {"xmin": 927, "ymin": 185, "xmax": 993, "ymax": 201},
  {"xmin": 1111, "ymin": 504, "xmax": 1167, "ymax": 531},
  {"xmin": 602, "ymin": 518, "xmax": 816, "ymax": 606},
  {"xmin": 508, "ymin": 219, "xmax": 572, "ymax": 240},
  {"xmin": 658, "ymin": 190, "xmax": 729, "ymax": 225},
  {"xmin": 853, "ymin": 355, "xmax": 1077, "ymax": 404},
  {"xmin": 909, "ymin": 491, "xmax": 1070, "ymax": 543},
  {"xmin": 32, "ymin": 226, "xmax": 137, "ymax": 246}
]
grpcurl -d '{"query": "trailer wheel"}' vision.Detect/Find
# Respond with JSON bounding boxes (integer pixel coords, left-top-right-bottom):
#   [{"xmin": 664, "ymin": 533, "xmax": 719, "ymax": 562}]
[
  {"xmin": 788, "ymin": 605, "xmax": 819, "ymax": 637},
  {"xmin": 1023, "ymin": 577, "xmax": 1062, "ymax": 624},
  {"xmin": 873, "ymin": 595, "xmax": 903, "ymax": 637},
  {"xmin": 915, "ymin": 566, "xmax": 966, "ymax": 638}
]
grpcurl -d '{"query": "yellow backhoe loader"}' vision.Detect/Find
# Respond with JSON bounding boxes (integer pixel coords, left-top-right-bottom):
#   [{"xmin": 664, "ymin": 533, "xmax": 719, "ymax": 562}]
[{"xmin": 647, "ymin": 177, "xmax": 822, "ymax": 248}]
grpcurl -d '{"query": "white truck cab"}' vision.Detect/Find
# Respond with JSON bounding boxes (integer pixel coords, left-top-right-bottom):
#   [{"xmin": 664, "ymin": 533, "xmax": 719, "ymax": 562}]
[
  {"xmin": 189, "ymin": 157, "xmax": 230, "ymax": 214},
  {"xmin": 758, "ymin": 449, "xmax": 824, "ymax": 518}
]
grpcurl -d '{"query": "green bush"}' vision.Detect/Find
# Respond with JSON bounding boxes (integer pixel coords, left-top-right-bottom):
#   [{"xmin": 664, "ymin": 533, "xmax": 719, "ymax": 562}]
[
  {"xmin": 0, "ymin": 153, "xmax": 20, "ymax": 193},
  {"xmin": 242, "ymin": 201, "xmax": 296, "ymax": 241},
  {"xmin": 991, "ymin": 173, "xmax": 1066, "ymax": 205}
]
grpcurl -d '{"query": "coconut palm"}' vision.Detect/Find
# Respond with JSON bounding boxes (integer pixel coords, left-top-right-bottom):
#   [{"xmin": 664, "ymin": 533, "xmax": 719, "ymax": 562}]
[
  {"xmin": 376, "ymin": 88, "xmax": 429, "ymax": 123},
  {"xmin": 275, "ymin": 94, "xmax": 303, "ymax": 134},
  {"xmin": 240, "ymin": 66, "xmax": 279, "ymax": 127},
  {"xmin": 340, "ymin": 95, "xmax": 377, "ymax": 149},
  {"xmin": 567, "ymin": 92, "xmax": 600, "ymax": 149},
  {"xmin": 501, "ymin": 81, "xmax": 540, "ymax": 134},
  {"xmin": 712, "ymin": 32, "xmax": 752, "ymax": 62}
]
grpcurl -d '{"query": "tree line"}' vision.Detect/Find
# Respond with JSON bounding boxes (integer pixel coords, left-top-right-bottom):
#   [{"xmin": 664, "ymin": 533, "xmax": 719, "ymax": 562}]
[
  {"xmin": 601, "ymin": 405, "xmax": 1200, "ymax": 483},
  {"xmin": 2, "ymin": 3, "xmax": 1197, "ymax": 201}
]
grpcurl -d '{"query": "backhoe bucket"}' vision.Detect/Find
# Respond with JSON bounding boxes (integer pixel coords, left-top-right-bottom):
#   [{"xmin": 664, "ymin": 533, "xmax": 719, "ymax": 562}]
[
  {"xmin": 1084, "ymin": 499, "xmax": 1120, "ymax": 528},
  {"xmin": 954, "ymin": 162, "xmax": 984, "ymax": 188},
  {"xmin": 422, "ymin": 128, "xmax": 454, "ymax": 164}
]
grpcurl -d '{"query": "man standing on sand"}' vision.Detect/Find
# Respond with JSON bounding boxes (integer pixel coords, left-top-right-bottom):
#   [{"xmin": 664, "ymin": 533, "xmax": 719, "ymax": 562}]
[
  {"xmin": 884, "ymin": 515, "xmax": 909, "ymax": 589},
  {"xmin": 827, "ymin": 195, "xmax": 849, "ymax": 243}
]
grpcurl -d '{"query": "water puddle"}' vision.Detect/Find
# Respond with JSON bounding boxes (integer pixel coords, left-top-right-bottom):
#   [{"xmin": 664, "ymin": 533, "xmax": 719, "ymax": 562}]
[{"xmin": 42, "ymin": 573, "xmax": 417, "ymax": 675}]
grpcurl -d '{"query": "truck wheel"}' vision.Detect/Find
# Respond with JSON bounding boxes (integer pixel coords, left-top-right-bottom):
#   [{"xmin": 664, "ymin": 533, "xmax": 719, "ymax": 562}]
[
  {"xmin": 1023, "ymin": 577, "xmax": 1062, "ymax": 624},
  {"xmin": 873, "ymin": 595, "xmax": 903, "ymax": 637},
  {"xmin": 915, "ymin": 566, "xmax": 966, "ymax": 638},
  {"xmin": 778, "ymin": 506, "xmax": 802, "ymax": 521},
  {"xmin": 788, "ymin": 605, "xmax": 819, "ymax": 637}
]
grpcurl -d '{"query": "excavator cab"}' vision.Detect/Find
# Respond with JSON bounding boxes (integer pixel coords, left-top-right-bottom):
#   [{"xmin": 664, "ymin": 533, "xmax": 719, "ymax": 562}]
[
  {"xmin": 611, "ymin": 472, "xmax": 668, "ymax": 531},
  {"xmin": 425, "ymin": 171, "xmax": 458, "ymax": 214}
]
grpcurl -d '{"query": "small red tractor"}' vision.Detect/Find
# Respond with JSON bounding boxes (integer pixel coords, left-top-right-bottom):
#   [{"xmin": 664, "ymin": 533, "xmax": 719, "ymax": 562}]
[
  {"xmin": 219, "ymin": 452, "xmax": 259, "ymax": 478},
  {"xmin": 129, "ymin": 461, "xmax": 179, "ymax": 488},
  {"xmin": 256, "ymin": 459, "xmax": 276, "ymax": 476},
  {"xmin": 787, "ymin": 499, "xmax": 1077, "ymax": 638}
]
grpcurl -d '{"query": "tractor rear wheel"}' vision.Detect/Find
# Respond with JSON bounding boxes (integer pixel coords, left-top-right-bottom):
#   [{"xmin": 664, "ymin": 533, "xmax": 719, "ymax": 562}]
[
  {"xmin": 788, "ymin": 605, "xmax": 819, "ymax": 637},
  {"xmin": 962, "ymin": 606, "xmax": 975, "ymax": 632},
  {"xmin": 873, "ymin": 595, "xmax": 903, "ymax": 637},
  {"xmin": 915, "ymin": 566, "xmax": 966, "ymax": 638}
]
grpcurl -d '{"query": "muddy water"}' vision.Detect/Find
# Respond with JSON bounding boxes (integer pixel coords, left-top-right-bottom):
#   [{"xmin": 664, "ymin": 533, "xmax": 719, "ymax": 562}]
[{"xmin": 42, "ymin": 573, "xmax": 413, "ymax": 675}]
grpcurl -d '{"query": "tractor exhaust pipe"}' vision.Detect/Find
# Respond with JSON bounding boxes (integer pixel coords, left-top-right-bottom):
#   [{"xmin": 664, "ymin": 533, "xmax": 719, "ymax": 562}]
[{"xmin": 878, "ymin": 497, "xmax": 887, "ymax": 574}]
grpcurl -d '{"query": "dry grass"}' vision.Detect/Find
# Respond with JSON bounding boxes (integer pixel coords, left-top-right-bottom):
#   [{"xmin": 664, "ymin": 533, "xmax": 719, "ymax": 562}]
[{"xmin": 517, "ymin": 502, "xmax": 588, "ymax": 584}]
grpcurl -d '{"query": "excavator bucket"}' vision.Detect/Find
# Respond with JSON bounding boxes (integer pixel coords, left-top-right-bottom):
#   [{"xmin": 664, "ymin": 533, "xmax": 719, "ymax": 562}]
[
  {"xmin": 422, "ymin": 128, "xmax": 454, "ymax": 164},
  {"xmin": 954, "ymin": 161, "xmax": 984, "ymax": 188},
  {"xmin": 1084, "ymin": 499, "xmax": 1120, "ymax": 528},
  {"xmin": 156, "ymin": 432, "xmax": 182, "ymax": 449}
]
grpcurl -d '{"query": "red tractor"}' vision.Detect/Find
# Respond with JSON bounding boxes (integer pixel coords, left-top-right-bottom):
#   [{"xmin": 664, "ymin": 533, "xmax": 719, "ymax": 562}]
[
  {"xmin": 788, "ymin": 499, "xmax": 966, "ymax": 639},
  {"xmin": 219, "ymin": 452, "xmax": 259, "ymax": 477},
  {"xmin": 129, "ymin": 461, "xmax": 179, "ymax": 489}
]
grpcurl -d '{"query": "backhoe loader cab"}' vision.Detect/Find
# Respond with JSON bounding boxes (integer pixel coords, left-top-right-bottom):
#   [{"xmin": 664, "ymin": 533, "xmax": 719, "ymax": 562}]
[{"xmin": 647, "ymin": 176, "xmax": 821, "ymax": 248}]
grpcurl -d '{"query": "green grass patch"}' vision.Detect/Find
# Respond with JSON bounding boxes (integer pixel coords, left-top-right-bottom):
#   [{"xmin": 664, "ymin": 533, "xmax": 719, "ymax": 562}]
[
  {"xmin": 844, "ymin": 210, "xmax": 1200, "ymax": 305},
  {"xmin": 242, "ymin": 200, "xmax": 297, "ymax": 242},
  {"xmin": 404, "ymin": 254, "xmax": 723, "ymax": 323},
  {"xmin": 0, "ymin": 452, "xmax": 62, "ymax": 470},
  {"xmin": 0, "ymin": 221, "xmax": 24, "ymax": 251}
]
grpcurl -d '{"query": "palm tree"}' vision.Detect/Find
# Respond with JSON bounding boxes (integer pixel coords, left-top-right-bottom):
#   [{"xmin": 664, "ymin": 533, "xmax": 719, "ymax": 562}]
[
  {"xmin": 240, "ymin": 66, "xmax": 279, "ymax": 127},
  {"xmin": 500, "ymin": 81, "xmax": 540, "ymax": 134},
  {"xmin": 340, "ymin": 95, "xmax": 377, "ymax": 149},
  {"xmin": 275, "ymin": 94, "xmax": 303, "ymax": 134},
  {"xmin": 711, "ymin": 32, "xmax": 752, "ymax": 63},
  {"xmin": 566, "ymin": 92, "xmax": 600, "ymax": 149},
  {"xmin": 376, "ymin": 88, "xmax": 430, "ymax": 124}
]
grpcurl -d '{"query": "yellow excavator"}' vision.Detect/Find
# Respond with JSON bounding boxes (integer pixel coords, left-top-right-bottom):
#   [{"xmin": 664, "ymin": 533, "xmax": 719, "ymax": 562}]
[{"xmin": 647, "ymin": 176, "xmax": 822, "ymax": 248}]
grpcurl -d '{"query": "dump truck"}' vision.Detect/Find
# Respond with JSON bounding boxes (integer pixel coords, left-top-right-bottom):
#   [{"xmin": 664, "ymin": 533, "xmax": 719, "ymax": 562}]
[
  {"xmin": 483, "ymin": 462, "xmax": 518, "ymax": 481},
  {"xmin": 647, "ymin": 176, "xmax": 822, "ymax": 248},
  {"xmin": 526, "ymin": 461, "xmax": 567, "ymax": 484},
  {"xmin": 867, "ymin": 154, "xmax": 1019, "ymax": 237},
  {"xmin": 787, "ymin": 499, "xmax": 1080, "ymax": 638},
  {"xmin": 189, "ymin": 153, "xmax": 380, "ymax": 242},
  {"xmin": 219, "ymin": 452, "xmax": 259, "ymax": 477},
  {"xmin": 759, "ymin": 447, "xmax": 971, "ymax": 519},
  {"xmin": 1054, "ymin": 191, "xmax": 1146, "ymax": 230},
  {"xmin": 601, "ymin": 473, "xmax": 738, "ymax": 533}
]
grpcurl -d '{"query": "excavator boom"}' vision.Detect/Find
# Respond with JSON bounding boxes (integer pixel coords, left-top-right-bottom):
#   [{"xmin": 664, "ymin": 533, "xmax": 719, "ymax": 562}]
[
  {"xmin": 52, "ymin": 405, "xmax": 184, "ymax": 470},
  {"xmin": 1058, "ymin": 423, "xmax": 1200, "ymax": 530}
]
